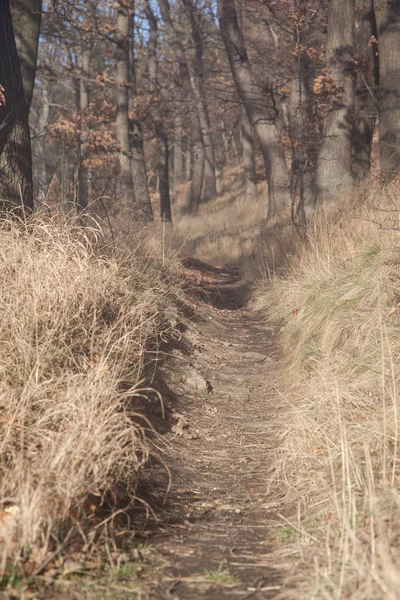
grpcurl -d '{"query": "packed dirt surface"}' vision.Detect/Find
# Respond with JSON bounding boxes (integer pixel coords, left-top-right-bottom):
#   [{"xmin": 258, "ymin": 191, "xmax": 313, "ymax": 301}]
[{"xmin": 140, "ymin": 262, "xmax": 293, "ymax": 599}]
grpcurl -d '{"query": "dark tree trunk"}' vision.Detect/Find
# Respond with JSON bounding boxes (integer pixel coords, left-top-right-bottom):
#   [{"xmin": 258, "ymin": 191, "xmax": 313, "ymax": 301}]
[
  {"xmin": 0, "ymin": 0, "xmax": 33, "ymax": 214},
  {"xmin": 145, "ymin": 0, "xmax": 172, "ymax": 222},
  {"xmin": 11, "ymin": 0, "xmax": 42, "ymax": 113},
  {"xmin": 158, "ymin": 0, "xmax": 204, "ymax": 213},
  {"xmin": 218, "ymin": 0, "xmax": 290, "ymax": 217},
  {"xmin": 352, "ymin": 0, "xmax": 377, "ymax": 180},
  {"xmin": 317, "ymin": 0, "xmax": 355, "ymax": 196},
  {"xmin": 373, "ymin": 0, "xmax": 400, "ymax": 178}
]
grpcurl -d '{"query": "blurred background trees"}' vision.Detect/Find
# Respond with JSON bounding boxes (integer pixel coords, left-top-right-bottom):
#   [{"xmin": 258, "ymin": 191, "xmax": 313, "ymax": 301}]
[{"xmin": 0, "ymin": 0, "xmax": 395, "ymax": 229}]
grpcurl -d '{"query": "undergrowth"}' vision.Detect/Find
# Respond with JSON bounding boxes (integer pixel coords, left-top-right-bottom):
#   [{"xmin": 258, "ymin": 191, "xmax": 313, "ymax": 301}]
[
  {"xmin": 0, "ymin": 216, "xmax": 183, "ymax": 578},
  {"xmin": 255, "ymin": 183, "xmax": 400, "ymax": 599}
]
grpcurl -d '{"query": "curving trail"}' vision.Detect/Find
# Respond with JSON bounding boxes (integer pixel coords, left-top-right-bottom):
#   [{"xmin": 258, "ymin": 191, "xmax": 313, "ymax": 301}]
[{"xmin": 143, "ymin": 262, "xmax": 292, "ymax": 600}]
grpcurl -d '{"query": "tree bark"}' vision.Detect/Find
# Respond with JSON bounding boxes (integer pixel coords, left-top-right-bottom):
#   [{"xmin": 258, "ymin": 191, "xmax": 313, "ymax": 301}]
[
  {"xmin": 145, "ymin": 0, "xmax": 172, "ymax": 222},
  {"xmin": 157, "ymin": 0, "xmax": 204, "ymax": 213},
  {"xmin": 10, "ymin": 0, "xmax": 42, "ymax": 114},
  {"xmin": 218, "ymin": 0, "xmax": 290, "ymax": 217},
  {"xmin": 373, "ymin": 0, "xmax": 400, "ymax": 178},
  {"xmin": 181, "ymin": 0, "xmax": 217, "ymax": 202},
  {"xmin": 317, "ymin": 0, "xmax": 355, "ymax": 196},
  {"xmin": 75, "ymin": 47, "xmax": 90, "ymax": 212},
  {"xmin": 36, "ymin": 84, "xmax": 49, "ymax": 204},
  {"xmin": 0, "ymin": 0, "xmax": 33, "ymax": 214},
  {"xmin": 240, "ymin": 104, "xmax": 257, "ymax": 202},
  {"xmin": 130, "ymin": 5, "xmax": 153, "ymax": 221},
  {"xmin": 185, "ymin": 140, "xmax": 191, "ymax": 181},
  {"xmin": 352, "ymin": 0, "xmax": 377, "ymax": 180},
  {"xmin": 115, "ymin": 1, "xmax": 135, "ymax": 217},
  {"xmin": 173, "ymin": 114, "xmax": 184, "ymax": 187}
]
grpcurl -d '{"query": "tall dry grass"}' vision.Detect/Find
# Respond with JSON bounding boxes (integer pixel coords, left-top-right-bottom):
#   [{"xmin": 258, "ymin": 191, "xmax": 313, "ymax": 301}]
[
  {"xmin": 0, "ymin": 217, "xmax": 182, "ymax": 575},
  {"xmin": 255, "ymin": 182, "xmax": 400, "ymax": 599}
]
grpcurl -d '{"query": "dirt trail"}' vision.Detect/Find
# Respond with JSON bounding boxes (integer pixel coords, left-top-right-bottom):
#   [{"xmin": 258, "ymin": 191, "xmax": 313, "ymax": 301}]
[{"xmin": 142, "ymin": 263, "xmax": 292, "ymax": 600}]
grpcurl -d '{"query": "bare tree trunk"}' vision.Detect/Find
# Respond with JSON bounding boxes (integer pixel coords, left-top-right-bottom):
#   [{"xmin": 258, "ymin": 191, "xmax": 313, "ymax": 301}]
[
  {"xmin": 352, "ymin": 0, "xmax": 377, "ymax": 180},
  {"xmin": 10, "ymin": 0, "xmax": 42, "ymax": 113},
  {"xmin": 0, "ymin": 0, "xmax": 33, "ymax": 214},
  {"xmin": 115, "ymin": 1, "xmax": 135, "ymax": 217},
  {"xmin": 240, "ymin": 104, "xmax": 257, "ymax": 202},
  {"xmin": 145, "ymin": 0, "xmax": 172, "ymax": 222},
  {"xmin": 157, "ymin": 0, "xmax": 204, "ymax": 213},
  {"xmin": 130, "ymin": 5, "xmax": 153, "ymax": 221},
  {"xmin": 218, "ymin": 0, "xmax": 290, "ymax": 216},
  {"xmin": 75, "ymin": 47, "xmax": 90, "ymax": 212},
  {"xmin": 185, "ymin": 140, "xmax": 191, "ymax": 181},
  {"xmin": 173, "ymin": 114, "xmax": 184, "ymax": 187},
  {"xmin": 36, "ymin": 84, "xmax": 49, "ymax": 203},
  {"xmin": 181, "ymin": 0, "xmax": 217, "ymax": 202},
  {"xmin": 317, "ymin": 0, "xmax": 355, "ymax": 197},
  {"xmin": 373, "ymin": 0, "xmax": 400, "ymax": 178}
]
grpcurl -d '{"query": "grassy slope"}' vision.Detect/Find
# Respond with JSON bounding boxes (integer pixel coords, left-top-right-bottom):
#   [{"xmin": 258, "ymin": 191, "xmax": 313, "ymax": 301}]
[
  {"xmin": 255, "ymin": 184, "xmax": 400, "ymax": 599},
  {"xmin": 0, "ymin": 217, "xmax": 184, "ymax": 580}
]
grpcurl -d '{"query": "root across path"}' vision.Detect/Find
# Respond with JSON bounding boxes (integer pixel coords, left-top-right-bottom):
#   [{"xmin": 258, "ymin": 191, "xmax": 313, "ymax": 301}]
[{"xmin": 142, "ymin": 262, "xmax": 291, "ymax": 600}]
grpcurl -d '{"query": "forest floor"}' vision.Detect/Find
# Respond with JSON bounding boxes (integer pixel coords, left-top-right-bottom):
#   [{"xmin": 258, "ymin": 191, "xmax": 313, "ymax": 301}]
[{"xmin": 134, "ymin": 260, "xmax": 293, "ymax": 600}]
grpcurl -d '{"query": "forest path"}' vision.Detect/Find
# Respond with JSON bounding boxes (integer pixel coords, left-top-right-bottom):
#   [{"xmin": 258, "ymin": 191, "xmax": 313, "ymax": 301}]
[{"xmin": 143, "ymin": 261, "xmax": 292, "ymax": 600}]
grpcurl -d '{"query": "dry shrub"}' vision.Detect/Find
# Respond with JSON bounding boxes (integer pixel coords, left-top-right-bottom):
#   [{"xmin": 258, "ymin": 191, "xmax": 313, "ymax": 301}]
[
  {"xmin": 0, "ymin": 217, "xmax": 182, "ymax": 574},
  {"xmin": 255, "ymin": 182, "xmax": 400, "ymax": 599}
]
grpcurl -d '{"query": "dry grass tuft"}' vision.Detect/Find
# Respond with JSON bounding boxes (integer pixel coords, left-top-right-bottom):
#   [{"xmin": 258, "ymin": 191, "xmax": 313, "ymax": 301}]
[
  {"xmin": 255, "ymin": 181, "xmax": 400, "ymax": 599},
  {"xmin": 0, "ymin": 216, "xmax": 183, "ymax": 575}
]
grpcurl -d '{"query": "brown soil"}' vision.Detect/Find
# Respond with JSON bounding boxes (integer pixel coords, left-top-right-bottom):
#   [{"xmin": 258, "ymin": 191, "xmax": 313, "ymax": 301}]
[{"xmin": 139, "ymin": 262, "xmax": 292, "ymax": 600}]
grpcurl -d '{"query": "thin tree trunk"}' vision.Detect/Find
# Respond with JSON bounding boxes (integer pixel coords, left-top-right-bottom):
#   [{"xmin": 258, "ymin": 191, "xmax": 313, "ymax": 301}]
[
  {"xmin": 36, "ymin": 84, "xmax": 49, "ymax": 203},
  {"xmin": 181, "ymin": 0, "xmax": 217, "ymax": 202},
  {"xmin": 129, "ymin": 118, "xmax": 153, "ymax": 220},
  {"xmin": 317, "ymin": 0, "xmax": 355, "ymax": 196},
  {"xmin": 173, "ymin": 114, "xmax": 184, "ymax": 187},
  {"xmin": 10, "ymin": 0, "xmax": 42, "ymax": 114},
  {"xmin": 218, "ymin": 0, "xmax": 290, "ymax": 216},
  {"xmin": 240, "ymin": 103, "xmax": 257, "ymax": 202},
  {"xmin": 0, "ymin": 0, "xmax": 33, "ymax": 214},
  {"xmin": 75, "ymin": 47, "xmax": 90, "ymax": 212},
  {"xmin": 185, "ymin": 140, "xmax": 191, "ymax": 181},
  {"xmin": 157, "ymin": 0, "xmax": 204, "ymax": 213},
  {"xmin": 145, "ymin": 0, "xmax": 172, "ymax": 222},
  {"xmin": 115, "ymin": 1, "xmax": 135, "ymax": 217},
  {"xmin": 373, "ymin": 0, "xmax": 400, "ymax": 178},
  {"xmin": 130, "ymin": 5, "xmax": 153, "ymax": 221}
]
